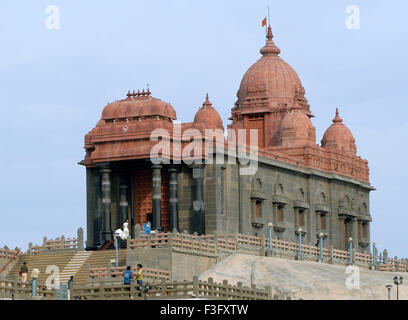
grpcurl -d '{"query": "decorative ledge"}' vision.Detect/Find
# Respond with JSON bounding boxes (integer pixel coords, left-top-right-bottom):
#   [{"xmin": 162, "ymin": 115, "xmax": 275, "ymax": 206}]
[
  {"xmin": 315, "ymin": 204, "xmax": 330, "ymax": 213},
  {"xmin": 272, "ymin": 195, "xmax": 288, "ymax": 204},
  {"xmin": 294, "ymin": 200, "xmax": 309, "ymax": 209},
  {"xmin": 251, "ymin": 222, "xmax": 264, "ymax": 229},
  {"xmin": 359, "ymin": 240, "xmax": 370, "ymax": 247},
  {"xmin": 273, "ymin": 225, "xmax": 286, "ymax": 233}
]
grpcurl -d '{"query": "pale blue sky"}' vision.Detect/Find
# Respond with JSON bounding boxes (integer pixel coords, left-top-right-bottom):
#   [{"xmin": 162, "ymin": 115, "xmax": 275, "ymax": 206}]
[{"xmin": 0, "ymin": 1, "xmax": 407, "ymax": 257}]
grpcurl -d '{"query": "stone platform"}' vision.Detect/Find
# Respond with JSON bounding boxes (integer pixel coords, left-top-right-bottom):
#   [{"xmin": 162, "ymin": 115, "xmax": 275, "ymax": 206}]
[{"xmin": 199, "ymin": 253, "xmax": 407, "ymax": 300}]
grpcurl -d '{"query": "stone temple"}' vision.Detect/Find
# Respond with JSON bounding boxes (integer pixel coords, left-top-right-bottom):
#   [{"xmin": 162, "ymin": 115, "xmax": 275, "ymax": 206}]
[{"xmin": 81, "ymin": 26, "xmax": 373, "ymax": 253}]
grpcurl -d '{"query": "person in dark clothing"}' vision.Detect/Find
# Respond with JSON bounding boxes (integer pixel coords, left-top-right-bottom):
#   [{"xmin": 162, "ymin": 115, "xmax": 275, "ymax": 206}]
[
  {"xmin": 20, "ymin": 262, "xmax": 28, "ymax": 284},
  {"xmin": 67, "ymin": 276, "xmax": 74, "ymax": 300}
]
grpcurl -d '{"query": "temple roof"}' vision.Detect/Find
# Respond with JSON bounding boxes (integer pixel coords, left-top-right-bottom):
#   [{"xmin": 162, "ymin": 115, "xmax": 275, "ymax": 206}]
[
  {"xmin": 101, "ymin": 89, "xmax": 177, "ymax": 121},
  {"xmin": 193, "ymin": 94, "xmax": 224, "ymax": 131},
  {"xmin": 235, "ymin": 25, "xmax": 311, "ymax": 114},
  {"xmin": 321, "ymin": 108, "xmax": 357, "ymax": 154}
]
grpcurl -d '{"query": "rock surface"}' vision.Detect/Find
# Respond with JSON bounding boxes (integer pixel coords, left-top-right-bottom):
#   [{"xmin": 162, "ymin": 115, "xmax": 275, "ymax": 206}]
[{"xmin": 199, "ymin": 254, "xmax": 407, "ymax": 300}]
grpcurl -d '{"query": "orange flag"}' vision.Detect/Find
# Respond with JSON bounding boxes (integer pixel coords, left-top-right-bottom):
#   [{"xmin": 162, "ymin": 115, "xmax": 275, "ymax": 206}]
[{"xmin": 262, "ymin": 18, "xmax": 267, "ymax": 27}]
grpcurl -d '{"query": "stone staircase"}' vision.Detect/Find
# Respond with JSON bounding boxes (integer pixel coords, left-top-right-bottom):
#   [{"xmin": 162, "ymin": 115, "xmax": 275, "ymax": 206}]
[
  {"xmin": 8, "ymin": 249, "xmax": 127, "ymax": 286},
  {"xmin": 59, "ymin": 251, "xmax": 92, "ymax": 284},
  {"xmin": 73, "ymin": 249, "xmax": 127, "ymax": 285}
]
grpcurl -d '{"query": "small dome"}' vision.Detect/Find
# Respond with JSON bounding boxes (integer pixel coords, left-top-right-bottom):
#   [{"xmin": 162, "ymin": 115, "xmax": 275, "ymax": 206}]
[
  {"xmin": 193, "ymin": 94, "xmax": 224, "ymax": 130},
  {"xmin": 280, "ymin": 108, "xmax": 316, "ymax": 147},
  {"xmin": 102, "ymin": 89, "xmax": 176, "ymax": 121},
  {"xmin": 321, "ymin": 108, "xmax": 356, "ymax": 154}
]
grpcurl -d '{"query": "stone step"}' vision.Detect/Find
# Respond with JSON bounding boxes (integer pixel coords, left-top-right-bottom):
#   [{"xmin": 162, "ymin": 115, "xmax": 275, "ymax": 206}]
[{"xmin": 8, "ymin": 249, "xmax": 127, "ymax": 286}]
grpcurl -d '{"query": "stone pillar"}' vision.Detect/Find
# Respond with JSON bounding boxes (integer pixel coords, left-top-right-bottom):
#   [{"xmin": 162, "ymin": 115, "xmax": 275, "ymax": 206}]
[
  {"xmin": 351, "ymin": 217, "xmax": 359, "ymax": 251},
  {"xmin": 77, "ymin": 227, "xmax": 84, "ymax": 250},
  {"xmin": 293, "ymin": 207, "xmax": 299, "ymax": 228},
  {"xmin": 93, "ymin": 170, "xmax": 102, "ymax": 248},
  {"xmin": 152, "ymin": 164, "xmax": 162, "ymax": 232},
  {"xmin": 374, "ymin": 247, "xmax": 378, "ymax": 267},
  {"xmin": 119, "ymin": 182, "xmax": 128, "ymax": 226},
  {"xmin": 357, "ymin": 220, "xmax": 363, "ymax": 242},
  {"xmin": 272, "ymin": 203, "xmax": 278, "ymax": 224},
  {"xmin": 383, "ymin": 249, "xmax": 388, "ymax": 263},
  {"xmin": 169, "ymin": 166, "xmax": 179, "ymax": 232},
  {"xmin": 192, "ymin": 165, "xmax": 205, "ymax": 235},
  {"xmin": 338, "ymin": 216, "xmax": 346, "ymax": 250},
  {"xmin": 365, "ymin": 221, "xmax": 371, "ymax": 246},
  {"xmin": 315, "ymin": 211, "xmax": 321, "ymax": 231},
  {"xmin": 100, "ymin": 165, "xmax": 112, "ymax": 243},
  {"xmin": 85, "ymin": 168, "xmax": 95, "ymax": 249}
]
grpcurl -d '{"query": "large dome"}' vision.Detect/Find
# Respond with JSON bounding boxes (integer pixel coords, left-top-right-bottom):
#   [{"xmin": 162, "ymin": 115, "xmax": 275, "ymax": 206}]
[
  {"xmin": 102, "ymin": 90, "xmax": 176, "ymax": 121},
  {"xmin": 321, "ymin": 109, "xmax": 356, "ymax": 154},
  {"xmin": 236, "ymin": 26, "xmax": 310, "ymax": 113}
]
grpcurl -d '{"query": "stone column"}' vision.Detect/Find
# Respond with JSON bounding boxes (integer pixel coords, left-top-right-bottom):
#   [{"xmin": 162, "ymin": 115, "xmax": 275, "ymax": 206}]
[
  {"xmin": 192, "ymin": 165, "xmax": 205, "ymax": 235},
  {"xmin": 77, "ymin": 227, "xmax": 84, "ymax": 250},
  {"xmin": 315, "ymin": 211, "xmax": 321, "ymax": 231},
  {"xmin": 272, "ymin": 203, "xmax": 277, "ymax": 224},
  {"xmin": 93, "ymin": 170, "xmax": 102, "ymax": 248},
  {"xmin": 357, "ymin": 220, "xmax": 363, "ymax": 242},
  {"xmin": 293, "ymin": 207, "xmax": 299, "ymax": 228},
  {"xmin": 86, "ymin": 168, "xmax": 95, "ymax": 249},
  {"xmin": 169, "ymin": 166, "xmax": 179, "ymax": 232},
  {"xmin": 365, "ymin": 221, "xmax": 371, "ymax": 246},
  {"xmin": 338, "ymin": 216, "xmax": 346, "ymax": 250},
  {"xmin": 351, "ymin": 217, "xmax": 359, "ymax": 251},
  {"xmin": 305, "ymin": 208, "xmax": 312, "ymax": 245},
  {"xmin": 119, "ymin": 182, "xmax": 128, "ymax": 226},
  {"xmin": 100, "ymin": 165, "xmax": 112, "ymax": 243},
  {"xmin": 152, "ymin": 164, "xmax": 162, "ymax": 232}
]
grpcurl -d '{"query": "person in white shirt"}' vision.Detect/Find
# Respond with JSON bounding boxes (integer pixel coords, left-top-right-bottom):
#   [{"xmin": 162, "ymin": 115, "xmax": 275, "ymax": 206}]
[{"xmin": 122, "ymin": 219, "xmax": 129, "ymax": 239}]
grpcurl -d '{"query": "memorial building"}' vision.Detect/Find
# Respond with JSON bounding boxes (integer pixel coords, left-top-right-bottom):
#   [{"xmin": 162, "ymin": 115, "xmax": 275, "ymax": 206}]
[{"xmin": 81, "ymin": 26, "xmax": 373, "ymax": 252}]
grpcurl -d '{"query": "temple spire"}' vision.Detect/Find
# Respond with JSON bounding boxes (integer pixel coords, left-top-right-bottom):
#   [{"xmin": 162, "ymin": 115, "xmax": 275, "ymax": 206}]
[
  {"xmin": 267, "ymin": 25, "xmax": 273, "ymax": 41},
  {"xmin": 333, "ymin": 108, "xmax": 343, "ymax": 123},
  {"xmin": 260, "ymin": 24, "xmax": 281, "ymax": 57},
  {"xmin": 202, "ymin": 93, "xmax": 213, "ymax": 108}
]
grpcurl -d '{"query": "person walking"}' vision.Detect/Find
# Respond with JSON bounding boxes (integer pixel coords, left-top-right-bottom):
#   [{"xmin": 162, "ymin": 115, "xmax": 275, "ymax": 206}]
[
  {"xmin": 135, "ymin": 264, "xmax": 144, "ymax": 297},
  {"xmin": 20, "ymin": 262, "xmax": 28, "ymax": 285}
]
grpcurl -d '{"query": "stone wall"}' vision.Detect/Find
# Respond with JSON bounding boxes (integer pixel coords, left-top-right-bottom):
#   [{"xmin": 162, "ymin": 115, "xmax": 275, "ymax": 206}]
[
  {"xmin": 177, "ymin": 165, "xmax": 194, "ymax": 234},
  {"xmin": 126, "ymin": 247, "xmax": 216, "ymax": 282},
  {"xmin": 126, "ymin": 247, "xmax": 172, "ymax": 273},
  {"xmin": 206, "ymin": 152, "xmax": 374, "ymax": 252}
]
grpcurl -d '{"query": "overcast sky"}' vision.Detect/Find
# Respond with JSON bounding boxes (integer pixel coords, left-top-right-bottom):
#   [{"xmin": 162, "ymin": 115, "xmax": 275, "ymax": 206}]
[{"xmin": 0, "ymin": 0, "xmax": 407, "ymax": 257}]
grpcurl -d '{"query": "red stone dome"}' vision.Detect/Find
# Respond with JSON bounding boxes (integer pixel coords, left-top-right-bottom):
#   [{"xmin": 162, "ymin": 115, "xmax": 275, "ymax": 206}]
[
  {"xmin": 280, "ymin": 109, "xmax": 316, "ymax": 147},
  {"xmin": 193, "ymin": 94, "xmax": 224, "ymax": 130},
  {"xmin": 321, "ymin": 108, "xmax": 356, "ymax": 154},
  {"xmin": 102, "ymin": 89, "xmax": 176, "ymax": 121},
  {"xmin": 236, "ymin": 26, "xmax": 311, "ymax": 114}
]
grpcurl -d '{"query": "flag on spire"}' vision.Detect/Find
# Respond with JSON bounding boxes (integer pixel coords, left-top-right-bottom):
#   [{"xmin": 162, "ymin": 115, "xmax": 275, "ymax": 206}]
[{"xmin": 262, "ymin": 17, "xmax": 267, "ymax": 27}]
